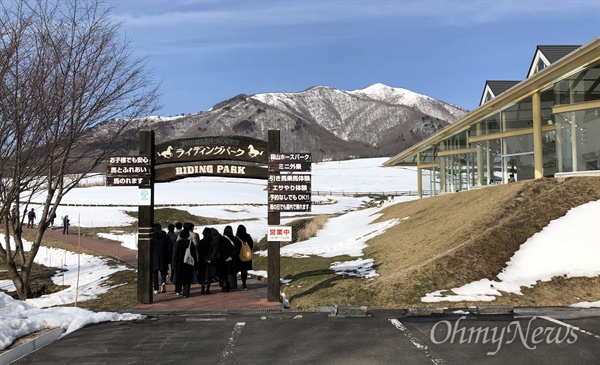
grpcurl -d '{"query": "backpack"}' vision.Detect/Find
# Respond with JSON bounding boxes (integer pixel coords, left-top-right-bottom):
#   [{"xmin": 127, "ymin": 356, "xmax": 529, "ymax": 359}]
[{"xmin": 238, "ymin": 237, "xmax": 252, "ymax": 262}]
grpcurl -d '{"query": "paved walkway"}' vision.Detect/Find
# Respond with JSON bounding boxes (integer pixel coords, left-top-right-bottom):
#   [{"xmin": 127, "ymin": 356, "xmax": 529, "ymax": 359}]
[{"xmin": 25, "ymin": 226, "xmax": 283, "ymax": 312}]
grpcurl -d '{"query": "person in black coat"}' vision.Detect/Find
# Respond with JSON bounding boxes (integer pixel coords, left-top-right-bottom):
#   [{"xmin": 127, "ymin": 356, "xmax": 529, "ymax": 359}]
[
  {"xmin": 166, "ymin": 223, "xmax": 177, "ymax": 282},
  {"xmin": 197, "ymin": 227, "xmax": 218, "ymax": 294},
  {"xmin": 214, "ymin": 227, "xmax": 238, "ymax": 292},
  {"xmin": 62, "ymin": 215, "xmax": 70, "ymax": 235},
  {"xmin": 235, "ymin": 224, "xmax": 254, "ymax": 290},
  {"xmin": 172, "ymin": 229, "xmax": 197, "ymax": 297},
  {"xmin": 210, "ymin": 228, "xmax": 223, "ymax": 287},
  {"xmin": 151, "ymin": 223, "xmax": 170, "ymax": 294},
  {"xmin": 222, "ymin": 225, "xmax": 242, "ymax": 290}
]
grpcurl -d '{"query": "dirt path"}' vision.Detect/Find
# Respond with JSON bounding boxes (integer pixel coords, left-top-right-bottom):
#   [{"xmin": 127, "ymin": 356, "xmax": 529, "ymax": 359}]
[{"xmin": 24, "ymin": 226, "xmax": 138, "ymax": 267}]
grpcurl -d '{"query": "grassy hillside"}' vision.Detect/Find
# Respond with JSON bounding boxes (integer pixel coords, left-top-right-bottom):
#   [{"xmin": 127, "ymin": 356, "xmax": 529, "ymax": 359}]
[
  {"xmin": 284, "ymin": 176, "xmax": 600, "ymax": 310},
  {"xmin": 4, "ymin": 176, "xmax": 598, "ymax": 312}
]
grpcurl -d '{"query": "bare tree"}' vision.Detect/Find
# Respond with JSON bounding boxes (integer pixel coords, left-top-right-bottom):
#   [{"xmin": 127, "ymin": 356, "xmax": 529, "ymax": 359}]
[{"xmin": 0, "ymin": 0, "xmax": 160, "ymax": 299}]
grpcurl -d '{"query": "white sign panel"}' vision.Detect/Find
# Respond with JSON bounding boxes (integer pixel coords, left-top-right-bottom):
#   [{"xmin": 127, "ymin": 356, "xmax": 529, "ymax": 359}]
[
  {"xmin": 268, "ymin": 226, "xmax": 292, "ymax": 242},
  {"xmin": 139, "ymin": 188, "xmax": 151, "ymax": 206}
]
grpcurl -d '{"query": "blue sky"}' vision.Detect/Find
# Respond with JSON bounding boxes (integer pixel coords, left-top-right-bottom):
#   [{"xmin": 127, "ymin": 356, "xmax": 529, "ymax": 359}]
[{"xmin": 105, "ymin": 0, "xmax": 600, "ymax": 117}]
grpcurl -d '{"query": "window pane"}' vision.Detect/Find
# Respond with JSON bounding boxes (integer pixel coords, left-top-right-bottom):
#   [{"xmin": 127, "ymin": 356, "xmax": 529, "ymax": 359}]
[
  {"xmin": 555, "ymin": 108, "xmax": 600, "ymax": 172},
  {"xmin": 542, "ymin": 131, "xmax": 558, "ymax": 177},
  {"xmin": 504, "ymin": 134, "xmax": 534, "ymax": 155},
  {"xmin": 555, "ymin": 62, "xmax": 600, "ymax": 105},
  {"xmin": 503, "ymin": 99, "xmax": 533, "ymax": 131},
  {"xmin": 505, "ymin": 154, "xmax": 534, "ymax": 181}
]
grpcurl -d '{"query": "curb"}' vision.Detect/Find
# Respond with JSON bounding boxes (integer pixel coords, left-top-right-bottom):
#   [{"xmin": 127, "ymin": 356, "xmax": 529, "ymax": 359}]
[
  {"xmin": 0, "ymin": 327, "xmax": 64, "ymax": 365},
  {"xmin": 406, "ymin": 307, "xmax": 445, "ymax": 316},
  {"xmin": 476, "ymin": 305, "xmax": 514, "ymax": 315}
]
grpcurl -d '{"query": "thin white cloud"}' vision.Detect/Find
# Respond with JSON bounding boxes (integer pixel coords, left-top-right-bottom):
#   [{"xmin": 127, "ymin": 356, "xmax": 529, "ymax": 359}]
[
  {"xmin": 110, "ymin": 0, "xmax": 598, "ymax": 29},
  {"xmin": 110, "ymin": 0, "xmax": 598, "ymax": 57}
]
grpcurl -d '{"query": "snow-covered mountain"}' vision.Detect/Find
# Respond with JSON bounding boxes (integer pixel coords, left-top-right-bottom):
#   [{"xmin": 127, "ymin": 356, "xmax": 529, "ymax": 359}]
[{"xmin": 92, "ymin": 84, "xmax": 468, "ymax": 161}]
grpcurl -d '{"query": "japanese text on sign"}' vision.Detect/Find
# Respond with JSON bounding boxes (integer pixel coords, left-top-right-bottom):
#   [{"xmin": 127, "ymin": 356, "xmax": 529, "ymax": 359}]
[
  {"xmin": 268, "ymin": 153, "xmax": 311, "ymax": 162},
  {"xmin": 267, "ymin": 226, "xmax": 292, "ymax": 242},
  {"xmin": 268, "ymin": 162, "xmax": 311, "ymax": 172},
  {"xmin": 268, "ymin": 174, "xmax": 311, "ymax": 183},
  {"xmin": 106, "ymin": 177, "xmax": 150, "ymax": 186},
  {"xmin": 268, "ymin": 193, "xmax": 311, "ymax": 202},
  {"xmin": 268, "ymin": 203, "xmax": 312, "ymax": 212},
  {"xmin": 108, "ymin": 166, "xmax": 151, "ymax": 175},
  {"xmin": 163, "ymin": 145, "xmax": 248, "ymax": 159},
  {"xmin": 107, "ymin": 156, "xmax": 150, "ymax": 165},
  {"xmin": 268, "ymin": 184, "xmax": 311, "ymax": 192}
]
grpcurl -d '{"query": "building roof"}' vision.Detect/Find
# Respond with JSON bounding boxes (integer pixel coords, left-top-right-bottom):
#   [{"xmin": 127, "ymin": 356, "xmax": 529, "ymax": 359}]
[
  {"xmin": 385, "ymin": 37, "xmax": 600, "ymax": 167},
  {"xmin": 537, "ymin": 45, "xmax": 581, "ymax": 63},
  {"xmin": 527, "ymin": 45, "xmax": 582, "ymax": 78},
  {"xmin": 480, "ymin": 81, "xmax": 520, "ymax": 106},
  {"xmin": 486, "ymin": 80, "xmax": 521, "ymax": 96}
]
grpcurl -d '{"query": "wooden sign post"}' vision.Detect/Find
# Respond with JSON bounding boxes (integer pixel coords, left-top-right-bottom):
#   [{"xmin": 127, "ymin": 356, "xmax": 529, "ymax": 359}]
[
  {"xmin": 110, "ymin": 130, "xmax": 290, "ymax": 304},
  {"xmin": 267, "ymin": 130, "xmax": 281, "ymax": 302},
  {"xmin": 138, "ymin": 129, "xmax": 155, "ymax": 304}
]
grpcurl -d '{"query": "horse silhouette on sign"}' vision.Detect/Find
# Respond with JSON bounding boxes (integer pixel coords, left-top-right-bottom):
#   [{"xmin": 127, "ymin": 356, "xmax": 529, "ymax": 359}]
[
  {"xmin": 157, "ymin": 146, "xmax": 173, "ymax": 159},
  {"xmin": 248, "ymin": 144, "xmax": 264, "ymax": 158}
]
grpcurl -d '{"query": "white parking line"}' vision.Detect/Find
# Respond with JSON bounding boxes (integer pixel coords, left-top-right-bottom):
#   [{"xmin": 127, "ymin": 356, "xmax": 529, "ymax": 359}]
[
  {"xmin": 540, "ymin": 316, "xmax": 600, "ymax": 340},
  {"xmin": 389, "ymin": 319, "xmax": 446, "ymax": 365},
  {"xmin": 220, "ymin": 322, "xmax": 246, "ymax": 364}
]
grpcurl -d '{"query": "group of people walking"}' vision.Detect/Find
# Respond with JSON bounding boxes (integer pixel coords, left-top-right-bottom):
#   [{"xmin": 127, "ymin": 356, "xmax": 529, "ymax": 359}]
[
  {"xmin": 151, "ymin": 222, "xmax": 254, "ymax": 298},
  {"xmin": 21, "ymin": 207, "xmax": 65, "ymax": 232}
]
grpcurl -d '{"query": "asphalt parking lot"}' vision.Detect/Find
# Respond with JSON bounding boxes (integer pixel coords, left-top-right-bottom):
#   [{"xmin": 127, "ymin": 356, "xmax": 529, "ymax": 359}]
[{"xmin": 12, "ymin": 307, "xmax": 600, "ymax": 364}]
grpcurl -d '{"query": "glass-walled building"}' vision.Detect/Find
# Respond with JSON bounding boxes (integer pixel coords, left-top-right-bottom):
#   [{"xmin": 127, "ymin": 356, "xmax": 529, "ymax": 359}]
[{"xmin": 385, "ymin": 38, "xmax": 600, "ymax": 198}]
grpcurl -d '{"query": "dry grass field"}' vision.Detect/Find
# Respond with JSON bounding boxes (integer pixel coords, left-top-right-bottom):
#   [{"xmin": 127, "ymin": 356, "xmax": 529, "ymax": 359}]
[
  {"xmin": 3, "ymin": 176, "xmax": 599, "ymax": 312},
  {"xmin": 284, "ymin": 176, "xmax": 600, "ymax": 310}
]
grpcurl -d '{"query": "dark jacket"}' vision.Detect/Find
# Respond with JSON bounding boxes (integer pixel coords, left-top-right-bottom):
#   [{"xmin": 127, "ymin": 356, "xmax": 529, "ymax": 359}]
[
  {"xmin": 166, "ymin": 230, "xmax": 177, "ymax": 265},
  {"xmin": 197, "ymin": 227, "xmax": 218, "ymax": 282},
  {"xmin": 214, "ymin": 228, "xmax": 238, "ymax": 276},
  {"xmin": 152, "ymin": 229, "xmax": 170, "ymax": 272},
  {"xmin": 236, "ymin": 225, "xmax": 254, "ymax": 271},
  {"xmin": 198, "ymin": 228, "xmax": 219, "ymax": 263},
  {"xmin": 172, "ymin": 236, "xmax": 196, "ymax": 288},
  {"xmin": 223, "ymin": 226, "xmax": 242, "ymax": 273}
]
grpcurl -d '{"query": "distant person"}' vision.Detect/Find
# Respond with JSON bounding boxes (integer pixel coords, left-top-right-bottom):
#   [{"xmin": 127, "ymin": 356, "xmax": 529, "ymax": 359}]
[
  {"xmin": 222, "ymin": 225, "xmax": 242, "ymax": 290},
  {"xmin": 11, "ymin": 206, "xmax": 17, "ymax": 225},
  {"xmin": 214, "ymin": 227, "xmax": 236, "ymax": 292},
  {"xmin": 184, "ymin": 222, "xmax": 200, "ymax": 284},
  {"xmin": 151, "ymin": 223, "xmax": 170, "ymax": 294},
  {"xmin": 166, "ymin": 224, "xmax": 177, "ymax": 282},
  {"xmin": 172, "ymin": 229, "xmax": 196, "ymax": 298},
  {"xmin": 174, "ymin": 222, "xmax": 183, "ymax": 237},
  {"xmin": 49, "ymin": 211, "xmax": 56, "ymax": 227},
  {"xmin": 210, "ymin": 228, "xmax": 224, "ymax": 286},
  {"xmin": 167, "ymin": 223, "xmax": 177, "ymax": 246},
  {"xmin": 184, "ymin": 222, "xmax": 200, "ymax": 245},
  {"xmin": 62, "ymin": 215, "xmax": 70, "ymax": 234},
  {"xmin": 236, "ymin": 225, "xmax": 254, "ymax": 290},
  {"xmin": 197, "ymin": 227, "xmax": 218, "ymax": 295},
  {"xmin": 27, "ymin": 208, "xmax": 36, "ymax": 228},
  {"xmin": 508, "ymin": 174, "xmax": 516, "ymax": 183}
]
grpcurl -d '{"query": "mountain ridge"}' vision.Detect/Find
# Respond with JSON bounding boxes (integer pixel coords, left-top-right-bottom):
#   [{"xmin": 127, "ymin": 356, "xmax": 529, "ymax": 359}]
[{"xmin": 93, "ymin": 83, "xmax": 469, "ymax": 161}]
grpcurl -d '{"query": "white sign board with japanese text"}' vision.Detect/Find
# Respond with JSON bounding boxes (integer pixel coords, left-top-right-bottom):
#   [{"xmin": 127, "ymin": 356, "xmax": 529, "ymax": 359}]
[{"xmin": 267, "ymin": 226, "xmax": 292, "ymax": 242}]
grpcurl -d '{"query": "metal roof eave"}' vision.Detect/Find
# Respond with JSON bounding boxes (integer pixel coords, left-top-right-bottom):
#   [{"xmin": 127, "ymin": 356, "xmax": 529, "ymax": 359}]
[{"xmin": 384, "ymin": 37, "xmax": 600, "ymax": 167}]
